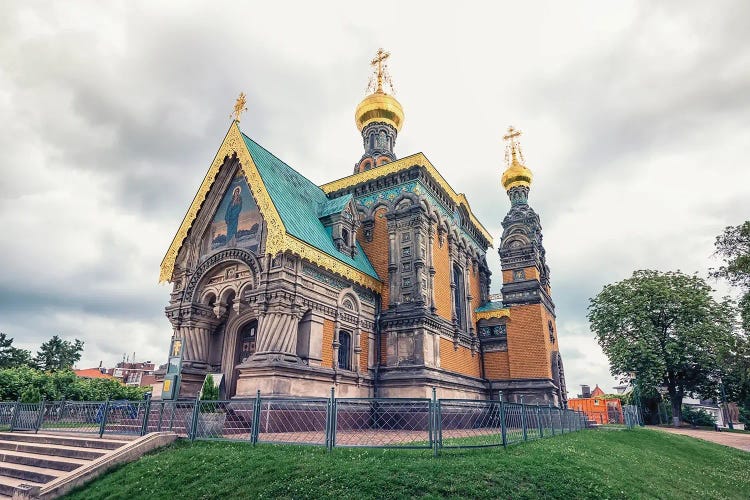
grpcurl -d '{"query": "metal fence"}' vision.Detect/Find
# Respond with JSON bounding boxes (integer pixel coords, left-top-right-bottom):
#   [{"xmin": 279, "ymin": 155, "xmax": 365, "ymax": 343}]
[{"xmin": 0, "ymin": 391, "xmax": 591, "ymax": 454}]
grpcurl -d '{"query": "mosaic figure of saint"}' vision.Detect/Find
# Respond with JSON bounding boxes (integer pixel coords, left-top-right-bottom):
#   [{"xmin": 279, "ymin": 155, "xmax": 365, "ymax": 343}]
[{"xmin": 225, "ymin": 186, "xmax": 242, "ymax": 243}]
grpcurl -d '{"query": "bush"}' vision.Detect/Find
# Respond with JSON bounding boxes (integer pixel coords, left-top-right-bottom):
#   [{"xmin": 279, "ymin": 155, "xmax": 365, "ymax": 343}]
[
  {"xmin": 200, "ymin": 375, "xmax": 220, "ymax": 401},
  {"xmin": 0, "ymin": 367, "xmax": 149, "ymax": 402},
  {"xmin": 681, "ymin": 405, "xmax": 716, "ymax": 426}
]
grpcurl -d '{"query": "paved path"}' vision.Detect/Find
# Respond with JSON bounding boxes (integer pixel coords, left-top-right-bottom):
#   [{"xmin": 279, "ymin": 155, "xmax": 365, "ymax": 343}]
[{"xmin": 649, "ymin": 426, "xmax": 750, "ymax": 452}]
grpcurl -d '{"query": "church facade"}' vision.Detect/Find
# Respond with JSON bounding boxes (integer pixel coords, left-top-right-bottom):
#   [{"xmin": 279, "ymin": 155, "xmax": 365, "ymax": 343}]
[{"xmin": 158, "ymin": 52, "xmax": 568, "ymax": 406}]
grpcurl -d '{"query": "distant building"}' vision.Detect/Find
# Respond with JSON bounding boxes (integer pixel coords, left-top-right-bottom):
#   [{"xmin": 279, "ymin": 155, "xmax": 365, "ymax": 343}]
[
  {"xmin": 107, "ymin": 361, "xmax": 157, "ymax": 387},
  {"xmin": 568, "ymin": 384, "xmax": 623, "ymax": 425}
]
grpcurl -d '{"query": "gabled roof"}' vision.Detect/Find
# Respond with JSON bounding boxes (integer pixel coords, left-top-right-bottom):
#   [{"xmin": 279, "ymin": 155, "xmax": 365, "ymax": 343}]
[
  {"xmin": 159, "ymin": 123, "xmax": 381, "ymax": 291},
  {"xmin": 242, "ymin": 134, "xmax": 378, "ymax": 279},
  {"xmin": 319, "ymin": 194, "xmax": 353, "ymax": 218},
  {"xmin": 320, "ymin": 152, "xmax": 493, "ymax": 245}
]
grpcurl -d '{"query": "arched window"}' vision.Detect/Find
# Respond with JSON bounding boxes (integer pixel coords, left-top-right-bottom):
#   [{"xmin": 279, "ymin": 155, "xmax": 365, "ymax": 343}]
[
  {"xmin": 548, "ymin": 320, "xmax": 555, "ymax": 343},
  {"xmin": 452, "ymin": 264, "xmax": 465, "ymax": 330},
  {"xmin": 338, "ymin": 330, "xmax": 352, "ymax": 370},
  {"xmin": 238, "ymin": 321, "xmax": 257, "ymax": 364},
  {"xmin": 342, "ymin": 228, "xmax": 350, "ymax": 246}
]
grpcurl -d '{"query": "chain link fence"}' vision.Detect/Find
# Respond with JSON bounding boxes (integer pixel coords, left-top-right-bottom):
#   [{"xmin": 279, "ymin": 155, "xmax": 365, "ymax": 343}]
[{"xmin": 0, "ymin": 391, "xmax": 592, "ymax": 453}]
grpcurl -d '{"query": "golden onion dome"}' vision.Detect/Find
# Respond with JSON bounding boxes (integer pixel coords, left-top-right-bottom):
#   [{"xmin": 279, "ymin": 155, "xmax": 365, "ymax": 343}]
[
  {"xmin": 355, "ymin": 91, "xmax": 404, "ymax": 132},
  {"xmin": 501, "ymin": 157, "xmax": 533, "ymax": 191}
]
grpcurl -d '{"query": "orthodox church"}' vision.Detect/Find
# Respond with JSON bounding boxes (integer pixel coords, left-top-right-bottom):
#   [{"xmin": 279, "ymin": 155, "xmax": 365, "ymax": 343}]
[{"xmin": 158, "ymin": 50, "xmax": 568, "ymax": 406}]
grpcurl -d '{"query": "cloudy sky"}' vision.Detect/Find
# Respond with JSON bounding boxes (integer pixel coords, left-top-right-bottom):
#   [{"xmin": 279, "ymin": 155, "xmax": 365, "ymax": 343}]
[{"xmin": 1, "ymin": 1, "xmax": 748, "ymax": 394}]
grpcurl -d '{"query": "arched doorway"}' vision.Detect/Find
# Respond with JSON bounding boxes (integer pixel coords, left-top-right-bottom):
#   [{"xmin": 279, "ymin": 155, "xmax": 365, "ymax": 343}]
[{"xmin": 238, "ymin": 320, "xmax": 258, "ymax": 365}]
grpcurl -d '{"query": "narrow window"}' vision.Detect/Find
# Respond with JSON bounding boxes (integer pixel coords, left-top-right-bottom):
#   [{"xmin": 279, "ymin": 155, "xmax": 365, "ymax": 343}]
[
  {"xmin": 238, "ymin": 321, "xmax": 258, "ymax": 364},
  {"xmin": 453, "ymin": 264, "xmax": 465, "ymax": 329},
  {"xmin": 338, "ymin": 330, "xmax": 352, "ymax": 370}
]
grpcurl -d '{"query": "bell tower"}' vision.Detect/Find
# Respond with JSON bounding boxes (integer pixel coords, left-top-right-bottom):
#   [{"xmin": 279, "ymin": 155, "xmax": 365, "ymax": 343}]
[
  {"xmin": 497, "ymin": 126, "xmax": 567, "ymax": 406},
  {"xmin": 353, "ymin": 48, "xmax": 404, "ymax": 173}
]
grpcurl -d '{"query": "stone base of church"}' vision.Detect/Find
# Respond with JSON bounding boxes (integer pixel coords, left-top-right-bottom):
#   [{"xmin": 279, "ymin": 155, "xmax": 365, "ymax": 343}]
[
  {"xmin": 376, "ymin": 366, "xmax": 489, "ymax": 399},
  {"xmin": 488, "ymin": 378, "xmax": 563, "ymax": 406},
  {"xmin": 235, "ymin": 359, "xmax": 373, "ymax": 398},
  {"xmin": 177, "ymin": 365, "xmax": 212, "ymax": 399}
]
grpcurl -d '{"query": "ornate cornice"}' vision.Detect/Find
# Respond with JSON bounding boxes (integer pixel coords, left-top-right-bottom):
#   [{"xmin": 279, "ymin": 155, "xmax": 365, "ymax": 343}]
[
  {"xmin": 474, "ymin": 308, "xmax": 510, "ymax": 321},
  {"xmin": 320, "ymin": 153, "xmax": 493, "ymax": 244},
  {"xmin": 159, "ymin": 122, "xmax": 382, "ymax": 293}
]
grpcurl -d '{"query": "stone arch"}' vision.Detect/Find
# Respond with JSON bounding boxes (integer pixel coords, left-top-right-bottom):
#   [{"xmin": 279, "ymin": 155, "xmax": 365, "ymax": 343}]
[
  {"xmin": 338, "ymin": 287, "xmax": 362, "ymax": 314},
  {"xmin": 183, "ymin": 248, "xmax": 261, "ymax": 306},
  {"xmin": 220, "ymin": 308, "xmax": 260, "ymax": 397}
]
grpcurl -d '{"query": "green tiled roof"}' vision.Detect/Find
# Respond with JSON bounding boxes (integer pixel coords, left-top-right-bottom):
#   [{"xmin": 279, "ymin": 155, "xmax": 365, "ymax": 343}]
[
  {"xmin": 242, "ymin": 133, "xmax": 379, "ymax": 280},
  {"xmin": 319, "ymin": 194, "xmax": 353, "ymax": 218},
  {"xmin": 475, "ymin": 301, "xmax": 506, "ymax": 313}
]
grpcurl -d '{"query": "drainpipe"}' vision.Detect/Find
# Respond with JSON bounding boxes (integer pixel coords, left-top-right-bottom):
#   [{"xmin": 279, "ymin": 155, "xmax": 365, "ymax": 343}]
[{"xmin": 373, "ymin": 299, "xmax": 382, "ymax": 398}]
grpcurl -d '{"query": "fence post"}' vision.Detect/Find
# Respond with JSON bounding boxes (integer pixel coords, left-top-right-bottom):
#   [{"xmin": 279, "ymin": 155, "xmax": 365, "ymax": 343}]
[
  {"xmin": 537, "ymin": 406, "xmax": 543, "ymax": 438},
  {"xmin": 140, "ymin": 395, "xmax": 152, "ymax": 436},
  {"xmin": 59, "ymin": 398, "xmax": 66, "ymax": 424},
  {"xmin": 35, "ymin": 399, "xmax": 45, "ymax": 433},
  {"xmin": 548, "ymin": 404, "xmax": 555, "ymax": 436},
  {"xmin": 99, "ymin": 399, "xmax": 110, "ymax": 438},
  {"xmin": 9, "ymin": 399, "xmax": 20, "ymax": 432},
  {"xmin": 189, "ymin": 397, "xmax": 200, "ymax": 441},
  {"xmin": 325, "ymin": 387, "xmax": 336, "ymax": 452},
  {"xmin": 499, "ymin": 391, "xmax": 507, "ymax": 448},
  {"xmin": 431, "ymin": 387, "xmax": 439, "ymax": 457},
  {"xmin": 157, "ymin": 401, "xmax": 165, "ymax": 432},
  {"xmin": 520, "ymin": 396, "xmax": 527, "ymax": 442},
  {"xmin": 251, "ymin": 390, "xmax": 261, "ymax": 445}
]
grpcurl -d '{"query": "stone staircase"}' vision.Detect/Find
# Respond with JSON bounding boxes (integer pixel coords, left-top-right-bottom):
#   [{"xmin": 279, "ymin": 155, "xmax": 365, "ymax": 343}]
[{"xmin": 0, "ymin": 431, "xmax": 175, "ymax": 499}]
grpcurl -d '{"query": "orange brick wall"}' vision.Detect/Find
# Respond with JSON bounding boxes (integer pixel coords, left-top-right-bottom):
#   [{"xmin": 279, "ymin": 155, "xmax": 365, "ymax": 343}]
[
  {"xmin": 483, "ymin": 351, "xmax": 510, "ymax": 379},
  {"xmin": 469, "ymin": 265, "xmax": 482, "ymax": 320},
  {"xmin": 433, "ymin": 227, "xmax": 452, "ymax": 321},
  {"xmin": 506, "ymin": 303, "xmax": 552, "ymax": 379},
  {"xmin": 360, "ymin": 331, "xmax": 369, "ymax": 372},
  {"xmin": 322, "ymin": 319, "xmax": 334, "ymax": 368},
  {"xmin": 358, "ymin": 207, "xmax": 389, "ymax": 310},
  {"xmin": 502, "ymin": 266, "xmax": 540, "ymax": 284},
  {"xmin": 439, "ymin": 337, "xmax": 481, "ymax": 378}
]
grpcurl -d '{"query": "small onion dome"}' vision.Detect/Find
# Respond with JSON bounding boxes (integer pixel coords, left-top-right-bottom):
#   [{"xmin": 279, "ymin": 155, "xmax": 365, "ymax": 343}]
[
  {"xmin": 355, "ymin": 91, "xmax": 404, "ymax": 132},
  {"xmin": 501, "ymin": 157, "xmax": 533, "ymax": 191}
]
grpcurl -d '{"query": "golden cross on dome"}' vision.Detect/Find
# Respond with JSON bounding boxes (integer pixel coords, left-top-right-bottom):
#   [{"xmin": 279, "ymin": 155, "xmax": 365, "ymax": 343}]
[
  {"xmin": 231, "ymin": 92, "xmax": 248, "ymax": 122},
  {"xmin": 370, "ymin": 48, "xmax": 391, "ymax": 93},
  {"xmin": 503, "ymin": 126, "xmax": 525, "ymax": 165}
]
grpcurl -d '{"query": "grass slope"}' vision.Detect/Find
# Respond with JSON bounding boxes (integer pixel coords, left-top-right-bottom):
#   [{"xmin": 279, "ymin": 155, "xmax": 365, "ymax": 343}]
[{"xmin": 65, "ymin": 429, "xmax": 749, "ymax": 499}]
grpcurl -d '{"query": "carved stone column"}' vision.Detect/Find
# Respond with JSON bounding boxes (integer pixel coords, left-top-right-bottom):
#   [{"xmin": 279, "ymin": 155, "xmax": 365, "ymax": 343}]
[{"xmin": 252, "ymin": 305, "xmax": 303, "ymax": 362}]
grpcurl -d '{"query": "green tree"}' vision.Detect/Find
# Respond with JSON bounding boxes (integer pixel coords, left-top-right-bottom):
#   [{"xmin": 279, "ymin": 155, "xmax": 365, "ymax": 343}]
[
  {"xmin": 588, "ymin": 270, "xmax": 734, "ymax": 426},
  {"xmin": 711, "ymin": 221, "xmax": 750, "ymax": 329},
  {"xmin": 34, "ymin": 335, "xmax": 84, "ymax": 371},
  {"xmin": 0, "ymin": 333, "xmax": 32, "ymax": 369}
]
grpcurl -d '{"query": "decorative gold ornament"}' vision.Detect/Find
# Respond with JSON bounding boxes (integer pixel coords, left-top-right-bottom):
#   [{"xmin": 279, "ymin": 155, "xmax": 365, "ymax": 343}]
[
  {"xmin": 501, "ymin": 125, "xmax": 533, "ymax": 191},
  {"xmin": 474, "ymin": 308, "xmax": 511, "ymax": 321},
  {"xmin": 355, "ymin": 48, "xmax": 404, "ymax": 132},
  {"xmin": 321, "ymin": 152, "xmax": 493, "ymax": 244},
  {"xmin": 231, "ymin": 92, "xmax": 248, "ymax": 122},
  {"xmin": 159, "ymin": 122, "xmax": 382, "ymax": 292}
]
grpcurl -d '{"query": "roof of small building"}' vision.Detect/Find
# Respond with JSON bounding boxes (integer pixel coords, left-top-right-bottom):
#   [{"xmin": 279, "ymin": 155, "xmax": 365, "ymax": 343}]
[
  {"xmin": 475, "ymin": 301, "xmax": 506, "ymax": 313},
  {"xmin": 242, "ymin": 133, "xmax": 379, "ymax": 280},
  {"xmin": 591, "ymin": 384, "xmax": 605, "ymax": 397},
  {"xmin": 74, "ymin": 368, "xmax": 114, "ymax": 380}
]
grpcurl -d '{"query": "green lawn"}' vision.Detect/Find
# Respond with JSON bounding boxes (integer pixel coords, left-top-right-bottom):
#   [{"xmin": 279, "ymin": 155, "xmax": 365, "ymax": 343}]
[{"xmin": 65, "ymin": 428, "xmax": 749, "ymax": 500}]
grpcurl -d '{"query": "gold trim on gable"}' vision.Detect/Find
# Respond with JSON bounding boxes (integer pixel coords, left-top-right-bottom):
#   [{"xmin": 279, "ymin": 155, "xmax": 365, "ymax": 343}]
[
  {"xmin": 475, "ymin": 308, "xmax": 511, "ymax": 321},
  {"xmin": 320, "ymin": 153, "xmax": 493, "ymax": 245},
  {"xmin": 159, "ymin": 123, "xmax": 382, "ymax": 293}
]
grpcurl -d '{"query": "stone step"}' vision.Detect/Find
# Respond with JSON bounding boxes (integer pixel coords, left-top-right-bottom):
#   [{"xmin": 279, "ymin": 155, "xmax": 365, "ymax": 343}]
[
  {"xmin": 0, "ymin": 449, "xmax": 87, "ymax": 472},
  {"xmin": 0, "ymin": 432, "xmax": 129, "ymax": 450},
  {"xmin": 0, "ymin": 475, "xmax": 45, "ymax": 498},
  {"xmin": 0, "ymin": 462, "xmax": 60, "ymax": 484},
  {"xmin": 0, "ymin": 440, "xmax": 105, "ymax": 461}
]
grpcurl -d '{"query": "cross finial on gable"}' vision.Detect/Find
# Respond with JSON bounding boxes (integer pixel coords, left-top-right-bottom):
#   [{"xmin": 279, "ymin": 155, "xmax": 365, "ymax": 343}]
[
  {"xmin": 503, "ymin": 125, "xmax": 525, "ymax": 166},
  {"xmin": 231, "ymin": 92, "xmax": 248, "ymax": 122}
]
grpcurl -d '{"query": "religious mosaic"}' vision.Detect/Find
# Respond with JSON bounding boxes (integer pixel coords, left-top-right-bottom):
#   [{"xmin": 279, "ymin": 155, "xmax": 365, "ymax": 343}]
[{"xmin": 203, "ymin": 173, "xmax": 262, "ymax": 256}]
